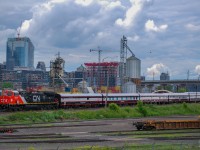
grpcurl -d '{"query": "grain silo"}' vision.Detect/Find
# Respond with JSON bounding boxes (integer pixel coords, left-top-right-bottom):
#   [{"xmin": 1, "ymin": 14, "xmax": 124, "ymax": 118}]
[
  {"xmin": 126, "ymin": 56, "xmax": 141, "ymax": 79},
  {"xmin": 122, "ymin": 81, "xmax": 136, "ymax": 93},
  {"xmin": 123, "ymin": 56, "xmax": 141, "ymax": 93}
]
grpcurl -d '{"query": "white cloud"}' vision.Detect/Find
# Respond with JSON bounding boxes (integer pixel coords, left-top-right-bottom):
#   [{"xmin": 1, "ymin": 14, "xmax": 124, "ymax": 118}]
[
  {"xmin": 0, "ymin": 28, "xmax": 16, "ymax": 38},
  {"xmin": 115, "ymin": 0, "xmax": 149, "ymax": 28},
  {"xmin": 185, "ymin": 23, "xmax": 200, "ymax": 31},
  {"xmin": 0, "ymin": 28, "xmax": 16, "ymax": 62},
  {"xmin": 98, "ymin": 0, "xmax": 123, "ymax": 10},
  {"xmin": 19, "ymin": 19, "xmax": 32, "ymax": 35},
  {"xmin": 195, "ymin": 65, "xmax": 200, "ymax": 74},
  {"xmin": 147, "ymin": 63, "xmax": 168, "ymax": 77},
  {"xmin": 97, "ymin": 31, "xmax": 110, "ymax": 39},
  {"xmin": 31, "ymin": 0, "xmax": 67, "ymax": 17},
  {"xmin": 75, "ymin": 0, "xmax": 93, "ymax": 6},
  {"xmin": 145, "ymin": 19, "xmax": 168, "ymax": 32},
  {"xmin": 127, "ymin": 35, "xmax": 140, "ymax": 42},
  {"xmin": 0, "ymin": 0, "xmax": 200, "ymax": 77}
]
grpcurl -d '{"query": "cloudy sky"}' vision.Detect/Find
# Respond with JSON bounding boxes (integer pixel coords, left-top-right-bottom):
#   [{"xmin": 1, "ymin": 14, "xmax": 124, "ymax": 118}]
[{"xmin": 0, "ymin": 0, "xmax": 200, "ymax": 80}]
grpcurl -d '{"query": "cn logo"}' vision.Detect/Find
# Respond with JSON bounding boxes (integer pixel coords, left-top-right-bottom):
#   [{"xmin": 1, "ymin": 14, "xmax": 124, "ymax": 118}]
[{"xmin": 33, "ymin": 95, "xmax": 40, "ymax": 102}]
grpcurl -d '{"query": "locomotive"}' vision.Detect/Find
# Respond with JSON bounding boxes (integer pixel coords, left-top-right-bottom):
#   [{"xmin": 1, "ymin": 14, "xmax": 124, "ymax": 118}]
[
  {"xmin": 0, "ymin": 89, "xmax": 59, "ymax": 110},
  {"xmin": 0, "ymin": 89, "xmax": 199, "ymax": 111}
]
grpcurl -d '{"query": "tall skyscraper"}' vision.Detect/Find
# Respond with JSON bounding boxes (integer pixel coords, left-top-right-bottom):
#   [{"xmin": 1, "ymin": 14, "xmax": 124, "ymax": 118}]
[{"xmin": 6, "ymin": 37, "xmax": 34, "ymax": 70}]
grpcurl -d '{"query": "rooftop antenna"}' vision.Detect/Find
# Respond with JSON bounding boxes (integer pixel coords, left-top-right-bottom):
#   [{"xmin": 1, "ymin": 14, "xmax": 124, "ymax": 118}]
[{"xmin": 17, "ymin": 21, "xmax": 22, "ymax": 38}]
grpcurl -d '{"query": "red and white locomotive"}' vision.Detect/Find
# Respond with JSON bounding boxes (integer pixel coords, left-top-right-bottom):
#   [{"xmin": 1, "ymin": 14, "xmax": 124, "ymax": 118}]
[{"xmin": 0, "ymin": 89, "xmax": 59, "ymax": 110}]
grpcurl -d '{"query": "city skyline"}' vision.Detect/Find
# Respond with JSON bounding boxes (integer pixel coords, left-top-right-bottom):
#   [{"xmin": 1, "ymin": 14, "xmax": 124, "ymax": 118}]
[{"xmin": 0, "ymin": 0, "xmax": 200, "ymax": 80}]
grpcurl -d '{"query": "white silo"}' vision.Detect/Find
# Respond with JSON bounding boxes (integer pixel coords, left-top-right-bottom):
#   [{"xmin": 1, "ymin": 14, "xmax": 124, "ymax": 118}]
[
  {"xmin": 78, "ymin": 81, "xmax": 88, "ymax": 93},
  {"xmin": 122, "ymin": 81, "xmax": 136, "ymax": 93},
  {"xmin": 126, "ymin": 56, "xmax": 141, "ymax": 79},
  {"xmin": 122, "ymin": 56, "xmax": 141, "ymax": 93}
]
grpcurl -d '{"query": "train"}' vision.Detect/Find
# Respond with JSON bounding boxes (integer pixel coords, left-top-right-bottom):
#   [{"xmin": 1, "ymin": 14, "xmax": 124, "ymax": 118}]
[{"xmin": 0, "ymin": 89, "xmax": 199, "ymax": 110}]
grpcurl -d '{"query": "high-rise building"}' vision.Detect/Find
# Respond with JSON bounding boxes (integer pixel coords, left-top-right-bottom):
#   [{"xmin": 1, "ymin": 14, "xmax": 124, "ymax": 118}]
[
  {"xmin": 36, "ymin": 61, "xmax": 46, "ymax": 71},
  {"xmin": 160, "ymin": 72, "xmax": 170, "ymax": 80},
  {"xmin": 84, "ymin": 62, "xmax": 119, "ymax": 87},
  {"xmin": 6, "ymin": 37, "xmax": 34, "ymax": 70}
]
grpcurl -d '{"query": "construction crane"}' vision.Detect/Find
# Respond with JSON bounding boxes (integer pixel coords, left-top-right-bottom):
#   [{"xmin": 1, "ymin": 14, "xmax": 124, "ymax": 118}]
[
  {"xmin": 90, "ymin": 48, "xmax": 102, "ymax": 63},
  {"xmin": 90, "ymin": 47, "xmax": 118, "ymax": 63},
  {"xmin": 17, "ymin": 21, "xmax": 22, "ymax": 39}
]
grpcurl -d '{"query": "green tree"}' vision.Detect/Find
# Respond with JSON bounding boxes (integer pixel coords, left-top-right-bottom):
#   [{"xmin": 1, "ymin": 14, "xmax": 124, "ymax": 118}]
[
  {"xmin": 178, "ymin": 87, "xmax": 187, "ymax": 93},
  {"xmin": 156, "ymin": 85, "xmax": 172, "ymax": 91},
  {"xmin": 165, "ymin": 85, "xmax": 173, "ymax": 91},
  {"xmin": 2, "ymin": 82, "xmax": 13, "ymax": 89}
]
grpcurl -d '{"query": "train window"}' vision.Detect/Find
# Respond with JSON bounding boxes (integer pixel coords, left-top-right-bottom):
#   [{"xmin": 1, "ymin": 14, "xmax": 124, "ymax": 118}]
[
  {"xmin": 7, "ymin": 91, "xmax": 13, "ymax": 96},
  {"xmin": 14, "ymin": 92, "xmax": 19, "ymax": 96},
  {"xmin": 87, "ymin": 97, "xmax": 89, "ymax": 100}
]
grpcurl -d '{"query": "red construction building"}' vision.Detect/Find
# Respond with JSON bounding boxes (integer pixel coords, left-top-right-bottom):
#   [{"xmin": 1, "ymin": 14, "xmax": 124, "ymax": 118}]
[{"xmin": 84, "ymin": 62, "xmax": 119, "ymax": 92}]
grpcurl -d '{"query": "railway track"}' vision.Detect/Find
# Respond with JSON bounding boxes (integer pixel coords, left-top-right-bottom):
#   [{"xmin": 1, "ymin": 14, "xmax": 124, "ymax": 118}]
[{"xmin": 0, "ymin": 117, "xmax": 199, "ymax": 150}]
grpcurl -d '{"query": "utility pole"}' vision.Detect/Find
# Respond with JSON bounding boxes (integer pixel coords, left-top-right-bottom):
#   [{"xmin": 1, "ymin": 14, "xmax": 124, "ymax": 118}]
[{"xmin": 187, "ymin": 70, "xmax": 190, "ymax": 80}]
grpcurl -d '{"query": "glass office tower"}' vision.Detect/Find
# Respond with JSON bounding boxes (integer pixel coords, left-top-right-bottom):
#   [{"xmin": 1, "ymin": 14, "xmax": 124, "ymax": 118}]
[{"xmin": 6, "ymin": 37, "xmax": 34, "ymax": 70}]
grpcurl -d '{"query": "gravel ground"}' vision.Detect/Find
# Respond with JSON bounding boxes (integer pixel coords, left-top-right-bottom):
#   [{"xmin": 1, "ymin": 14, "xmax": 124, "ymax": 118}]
[{"xmin": 0, "ymin": 115, "xmax": 199, "ymax": 150}]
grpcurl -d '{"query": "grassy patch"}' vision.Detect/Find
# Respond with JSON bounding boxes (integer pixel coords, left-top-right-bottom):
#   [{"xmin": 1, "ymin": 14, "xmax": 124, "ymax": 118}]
[
  {"xmin": 0, "ymin": 103, "xmax": 200, "ymax": 125},
  {"xmin": 72, "ymin": 143, "xmax": 200, "ymax": 150},
  {"xmin": 99, "ymin": 129, "xmax": 200, "ymax": 138}
]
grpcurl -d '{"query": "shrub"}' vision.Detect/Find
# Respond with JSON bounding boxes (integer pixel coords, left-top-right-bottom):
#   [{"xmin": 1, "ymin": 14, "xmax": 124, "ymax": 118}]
[
  {"xmin": 137, "ymin": 100, "xmax": 147, "ymax": 117},
  {"xmin": 123, "ymin": 107, "xmax": 131, "ymax": 113},
  {"xmin": 182, "ymin": 102, "xmax": 188, "ymax": 109},
  {"xmin": 108, "ymin": 103, "xmax": 120, "ymax": 112}
]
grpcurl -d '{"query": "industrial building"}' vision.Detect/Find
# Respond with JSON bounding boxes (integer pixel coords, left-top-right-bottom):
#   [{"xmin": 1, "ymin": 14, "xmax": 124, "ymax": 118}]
[
  {"xmin": 64, "ymin": 65, "xmax": 86, "ymax": 88},
  {"xmin": 160, "ymin": 72, "xmax": 170, "ymax": 80},
  {"xmin": 36, "ymin": 61, "xmax": 46, "ymax": 71},
  {"xmin": 84, "ymin": 62, "xmax": 119, "ymax": 88},
  {"xmin": 119, "ymin": 36, "xmax": 141, "ymax": 93},
  {"xmin": 0, "ymin": 69, "xmax": 49, "ymax": 90},
  {"xmin": 6, "ymin": 37, "xmax": 34, "ymax": 70}
]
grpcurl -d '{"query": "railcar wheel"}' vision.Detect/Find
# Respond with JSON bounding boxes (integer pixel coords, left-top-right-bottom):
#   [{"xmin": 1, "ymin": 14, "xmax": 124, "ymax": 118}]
[{"xmin": 136, "ymin": 126, "xmax": 142, "ymax": 130}]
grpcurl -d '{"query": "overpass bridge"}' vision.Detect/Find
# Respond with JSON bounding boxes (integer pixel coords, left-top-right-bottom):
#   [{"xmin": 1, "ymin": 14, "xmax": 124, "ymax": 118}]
[
  {"xmin": 141, "ymin": 79, "xmax": 200, "ymax": 85},
  {"xmin": 140, "ymin": 79, "xmax": 200, "ymax": 93}
]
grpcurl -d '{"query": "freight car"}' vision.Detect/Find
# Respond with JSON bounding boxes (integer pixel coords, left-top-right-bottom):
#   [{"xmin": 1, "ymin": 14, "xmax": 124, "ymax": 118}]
[
  {"xmin": 133, "ymin": 120, "xmax": 200, "ymax": 130},
  {"xmin": 0, "ymin": 89, "xmax": 200, "ymax": 110}
]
